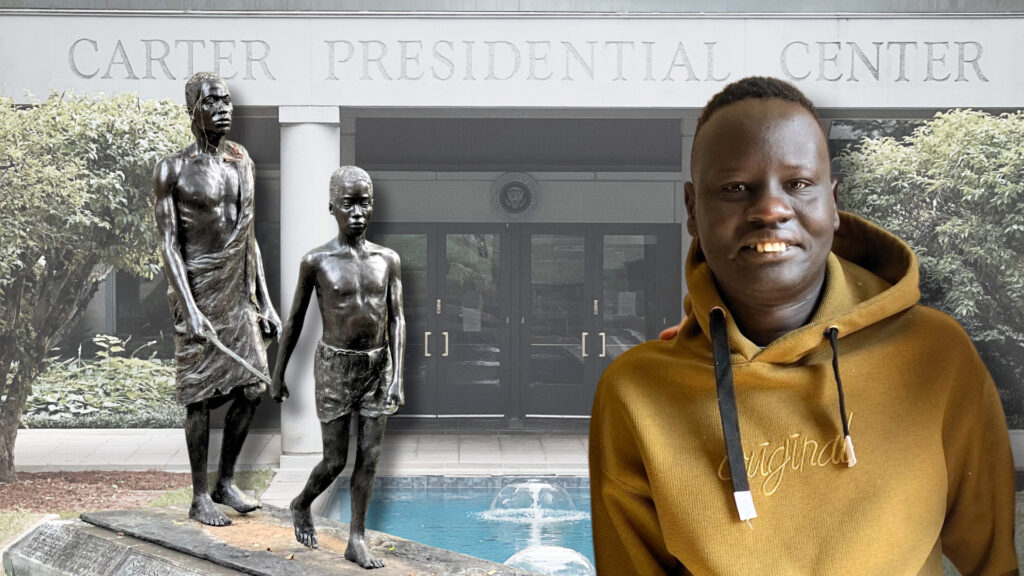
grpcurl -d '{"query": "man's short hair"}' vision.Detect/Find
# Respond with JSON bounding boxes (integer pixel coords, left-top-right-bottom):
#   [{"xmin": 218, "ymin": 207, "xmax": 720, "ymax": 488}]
[
  {"xmin": 185, "ymin": 72, "xmax": 226, "ymax": 116},
  {"xmin": 695, "ymin": 76, "xmax": 821, "ymax": 138},
  {"xmin": 329, "ymin": 166, "xmax": 373, "ymax": 207}
]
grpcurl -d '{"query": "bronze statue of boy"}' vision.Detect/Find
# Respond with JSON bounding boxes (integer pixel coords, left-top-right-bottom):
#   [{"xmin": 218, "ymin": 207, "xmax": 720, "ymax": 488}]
[
  {"xmin": 271, "ymin": 166, "xmax": 405, "ymax": 568},
  {"xmin": 154, "ymin": 72, "xmax": 280, "ymax": 526}
]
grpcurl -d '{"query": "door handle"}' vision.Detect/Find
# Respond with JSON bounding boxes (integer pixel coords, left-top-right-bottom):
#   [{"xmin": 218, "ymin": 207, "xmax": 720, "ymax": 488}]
[
  {"xmin": 425, "ymin": 331, "xmax": 432, "ymax": 357},
  {"xmin": 599, "ymin": 332, "xmax": 607, "ymax": 357},
  {"xmin": 442, "ymin": 331, "xmax": 449, "ymax": 357},
  {"xmin": 582, "ymin": 332, "xmax": 588, "ymax": 358}
]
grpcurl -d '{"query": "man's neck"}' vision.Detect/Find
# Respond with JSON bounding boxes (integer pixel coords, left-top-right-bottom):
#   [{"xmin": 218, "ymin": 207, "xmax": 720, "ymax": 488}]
[
  {"xmin": 717, "ymin": 275, "xmax": 827, "ymax": 347},
  {"xmin": 338, "ymin": 233, "xmax": 367, "ymax": 250},
  {"xmin": 191, "ymin": 128, "xmax": 226, "ymax": 155}
]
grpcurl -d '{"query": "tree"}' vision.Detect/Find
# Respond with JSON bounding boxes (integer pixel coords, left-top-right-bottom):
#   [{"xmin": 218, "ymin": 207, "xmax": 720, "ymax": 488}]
[
  {"xmin": 838, "ymin": 109, "xmax": 1024, "ymax": 428},
  {"xmin": 0, "ymin": 92, "xmax": 189, "ymax": 481}
]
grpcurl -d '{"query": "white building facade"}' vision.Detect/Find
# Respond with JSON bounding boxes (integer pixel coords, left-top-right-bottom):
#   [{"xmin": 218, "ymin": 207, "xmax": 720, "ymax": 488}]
[{"xmin": 2, "ymin": 2, "xmax": 1021, "ymax": 463}]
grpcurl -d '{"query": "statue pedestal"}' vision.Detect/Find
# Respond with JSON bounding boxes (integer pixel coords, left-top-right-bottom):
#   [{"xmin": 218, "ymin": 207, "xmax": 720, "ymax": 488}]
[{"xmin": 4, "ymin": 505, "xmax": 538, "ymax": 575}]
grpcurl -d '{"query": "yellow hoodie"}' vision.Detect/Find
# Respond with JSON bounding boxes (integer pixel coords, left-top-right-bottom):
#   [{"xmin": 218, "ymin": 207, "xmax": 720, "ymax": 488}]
[{"xmin": 589, "ymin": 212, "xmax": 1019, "ymax": 575}]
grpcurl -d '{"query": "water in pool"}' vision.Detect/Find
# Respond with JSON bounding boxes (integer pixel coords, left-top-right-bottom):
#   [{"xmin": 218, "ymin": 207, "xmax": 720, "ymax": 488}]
[{"xmin": 325, "ymin": 477, "xmax": 594, "ymax": 571}]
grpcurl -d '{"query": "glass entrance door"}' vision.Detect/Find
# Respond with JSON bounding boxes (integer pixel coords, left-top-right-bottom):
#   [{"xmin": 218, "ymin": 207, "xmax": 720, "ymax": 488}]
[
  {"xmin": 371, "ymin": 227, "xmax": 435, "ymax": 415},
  {"xmin": 520, "ymin": 229, "xmax": 595, "ymax": 416},
  {"xmin": 370, "ymin": 224, "xmax": 510, "ymax": 417},
  {"xmin": 597, "ymin": 231, "xmax": 665, "ymax": 371},
  {"xmin": 438, "ymin": 229, "xmax": 509, "ymax": 415},
  {"xmin": 519, "ymin": 225, "xmax": 680, "ymax": 418},
  {"xmin": 373, "ymin": 223, "xmax": 679, "ymax": 420}
]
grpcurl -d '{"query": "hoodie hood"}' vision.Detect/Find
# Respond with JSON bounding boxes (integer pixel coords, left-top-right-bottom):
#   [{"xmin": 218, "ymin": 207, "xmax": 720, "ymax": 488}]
[
  {"xmin": 684, "ymin": 211, "xmax": 921, "ymax": 364},
  {"xmin": 684, "ymin": 210, "xmax": 922, "ymax": 521}
]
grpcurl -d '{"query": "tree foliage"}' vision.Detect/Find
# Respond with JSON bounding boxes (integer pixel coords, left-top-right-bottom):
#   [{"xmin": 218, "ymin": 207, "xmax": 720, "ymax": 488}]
[
  {"xmin": 0, "ymin": 92, "xmax": 190, "ymax": 481},
  {"xmin": 838, "ymin": 109, "xmax": 1024, "ymax": 428}
]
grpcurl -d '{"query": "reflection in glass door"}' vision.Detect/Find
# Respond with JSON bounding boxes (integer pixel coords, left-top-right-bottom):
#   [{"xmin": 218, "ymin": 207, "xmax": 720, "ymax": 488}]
[
  {"xmin": 599, "ymin": 234, "xmax": 659, "ymax": 365},
  {"xmin": 370, "ymin": 225, "xmax": 509, "ymax": 417},
  {"xmin": 439, "ymin": 230, "xmax": 508, "ymax": 415},
  {"xmin": 521, "ymin": 232, "xmax": 593, "ymax": 416},
  {"xmin": 520, "ymin": 225, "xmax": 680, "ymax": 418}
]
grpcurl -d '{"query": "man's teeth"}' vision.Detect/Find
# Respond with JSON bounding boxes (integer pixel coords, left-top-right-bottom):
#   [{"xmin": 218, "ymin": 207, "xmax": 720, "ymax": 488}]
[{"xmin": 755, "ymin": 242, "xmax": 788, "ymax": 253}]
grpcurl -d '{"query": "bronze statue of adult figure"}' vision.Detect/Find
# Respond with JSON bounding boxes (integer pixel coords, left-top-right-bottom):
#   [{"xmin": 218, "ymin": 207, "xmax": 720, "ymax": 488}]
[
  {"xmin": 154, "ymin": 72, "xmax": 281, "ymax": 527},
  {"xmin": 271, "ymin": 166, "xmax": 405, "ymax": 568}
]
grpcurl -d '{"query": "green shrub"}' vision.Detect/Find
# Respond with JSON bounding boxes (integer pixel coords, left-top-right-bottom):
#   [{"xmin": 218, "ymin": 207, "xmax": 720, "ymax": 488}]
[{"xmin": 20, "ymin": 335, "xmax": 183, "ymax": 429}]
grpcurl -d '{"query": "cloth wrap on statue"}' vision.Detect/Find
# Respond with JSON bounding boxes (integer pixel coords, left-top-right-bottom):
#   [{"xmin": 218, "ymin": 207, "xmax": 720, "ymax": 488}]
[
  {"xmin": 167, "ymin": 150, "xmax": 269, "ymax": 406},
  {"xmin": 314, "ymin": 341, "xmax": 393, "ymax": 423}
]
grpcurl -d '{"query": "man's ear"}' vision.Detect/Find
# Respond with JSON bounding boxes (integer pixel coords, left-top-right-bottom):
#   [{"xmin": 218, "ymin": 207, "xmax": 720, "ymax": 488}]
[
  {"xmin": 684, "ymin": 181, "xmax": 698, "ymax": 237},
  {"xmin": 328, "ymin": 201, "xmax": 334, "ymax": 214},
  {"xmin": 831, "ymin": 178, "xmax": 840, "ymax": 231}
]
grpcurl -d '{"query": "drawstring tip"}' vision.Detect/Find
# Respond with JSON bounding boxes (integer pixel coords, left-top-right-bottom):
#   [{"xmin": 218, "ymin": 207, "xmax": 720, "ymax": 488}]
[
  {"xmin": 844, "ymin": 435, "xmax": 857, "ymax": 467},
  {"xmin": 733, "ymin": 490, "xmax": 757, "ymax": 521}
]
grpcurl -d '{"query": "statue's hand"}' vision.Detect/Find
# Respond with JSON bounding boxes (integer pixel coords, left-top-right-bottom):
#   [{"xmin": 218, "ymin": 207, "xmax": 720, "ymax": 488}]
[
  {"xmin": 271, "ymin": 378, "xmax": 289, "ymax": 403},
  {"xmin": 259, "ymin": 316, "xmax": 281, "ymax": 340},
  {"xmin": 383, "ymin": 380, "xmax": 403, "ymax": 415},
  {"xmin": 187, "ymin": 312, "xmax": 215, "ymax": 342}
]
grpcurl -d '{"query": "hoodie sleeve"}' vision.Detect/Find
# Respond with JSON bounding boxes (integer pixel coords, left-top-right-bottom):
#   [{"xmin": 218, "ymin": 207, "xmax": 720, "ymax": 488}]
[
  {"xmin": 940, "ymin": 351, "xmax": 1019, "ymax": 576},
  {"xmin": 589, "ymin": 368, "xmax": 679, "ymax": 575}
]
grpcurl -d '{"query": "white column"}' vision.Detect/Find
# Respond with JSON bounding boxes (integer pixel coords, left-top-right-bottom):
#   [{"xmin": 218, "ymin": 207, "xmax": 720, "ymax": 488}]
[{"xmin": 278, "ymin": 106, "xmax": 341, "ymax": 456}]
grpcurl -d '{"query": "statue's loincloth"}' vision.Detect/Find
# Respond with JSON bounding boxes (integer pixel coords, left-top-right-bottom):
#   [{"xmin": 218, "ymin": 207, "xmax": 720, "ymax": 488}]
[
  {"xmin": 168, "ymin": 250, "xmax": 268, "ymax": 405},
  {"xmin": 314, "ymin": 341, "xmax": 392, "ymax": 422},
  {"xmin": 168, "ymin": 208, "xmax": 268, "ymax": 404}
]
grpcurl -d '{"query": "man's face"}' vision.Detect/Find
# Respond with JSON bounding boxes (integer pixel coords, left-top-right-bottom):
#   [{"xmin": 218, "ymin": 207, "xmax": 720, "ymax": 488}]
[
  {"xmin": 685, "ymin": 98, "xmax": 839, "ymax": 307},
  {"xmin": 193, "ymin": 79, "xmax": 232, "ymax": 135},
  {"xmin": 332, "ymin": 180, "xmax": 374, "ymax": 237}
]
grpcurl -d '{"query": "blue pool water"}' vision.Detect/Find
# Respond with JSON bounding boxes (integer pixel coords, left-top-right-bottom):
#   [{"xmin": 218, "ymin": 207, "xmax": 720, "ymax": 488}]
[{"xmin": 325, "ymin": 477, "xmax": 594, "ymax": 566}]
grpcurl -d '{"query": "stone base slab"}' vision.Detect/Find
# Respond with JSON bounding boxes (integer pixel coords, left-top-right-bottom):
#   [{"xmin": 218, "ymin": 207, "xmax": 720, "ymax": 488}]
[{"xmin": 4, "ymin": 505, "xmax": 537, "ymax": 576}]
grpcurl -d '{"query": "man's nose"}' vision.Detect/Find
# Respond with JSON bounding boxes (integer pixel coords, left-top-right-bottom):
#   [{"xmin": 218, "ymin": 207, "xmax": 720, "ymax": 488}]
[{"xmin": 747, "ymin": 182, "xmax": 794, "ymax": 225}]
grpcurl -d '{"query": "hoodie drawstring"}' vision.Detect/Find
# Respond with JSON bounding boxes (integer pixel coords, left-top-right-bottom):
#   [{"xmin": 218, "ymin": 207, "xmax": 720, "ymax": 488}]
[
  {"xmin": 710, "ymin": 311, "xmax": 859, "ymax": 523},
  {"xmin": 826, "ymin": 326, "xmax": 857, "ymax": 467},
  {"xmin": 709, "ymin": 307, "xmax": 757, "ymax": 522}
]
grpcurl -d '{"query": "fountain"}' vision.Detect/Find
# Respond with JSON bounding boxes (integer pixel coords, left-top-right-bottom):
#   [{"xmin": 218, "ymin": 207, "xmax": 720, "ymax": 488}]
[
  {"xmin": 479, "ymin": 479, "xmax": 595, "ymax": 576},
  {"xmin": 505, "ymin": 545, "xmax": 596, "ymax": 576},
  {"xmin": 481, "ymin": 478, "xmax": 588, "ymax": 523}
]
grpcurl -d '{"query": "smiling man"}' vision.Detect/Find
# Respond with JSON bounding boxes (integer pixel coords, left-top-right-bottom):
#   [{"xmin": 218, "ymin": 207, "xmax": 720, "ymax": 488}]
[{"xmin": 589, "ymin": 77, "xmax": 1018, "ymax": 575}]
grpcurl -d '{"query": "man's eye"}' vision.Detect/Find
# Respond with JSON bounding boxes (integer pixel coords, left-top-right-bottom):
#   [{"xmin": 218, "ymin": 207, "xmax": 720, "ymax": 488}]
[
  {"xmin": 790, "ymin": 180, "xmax": 810, "ymax": 190},
  {"xmin": 722, "ymin": 183, "xmax": 748, "ymax": 193}
]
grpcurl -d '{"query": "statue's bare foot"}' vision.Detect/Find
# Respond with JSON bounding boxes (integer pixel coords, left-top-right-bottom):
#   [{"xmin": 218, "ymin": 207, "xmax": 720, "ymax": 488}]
[
  {"xmin": 345, "ymin": 533, "xmax": 384, "ymax": 569},
  {"xmin": 211, "ymin": 481, "xmax": 261, "ymax": 514},
  {"xmin": 290, "ymin": 496, "xmax": 318, "ymax": 548},
  {"xmin": 190, "ymin": 494, "xmax": 231, "ymax": 526}
]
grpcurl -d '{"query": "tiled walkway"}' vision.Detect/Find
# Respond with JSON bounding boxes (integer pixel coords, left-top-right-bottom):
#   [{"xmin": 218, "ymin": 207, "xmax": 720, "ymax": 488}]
[
  {"xmin": 12, "ymin": 429, "xmax": 280, "ymax": 472},
  {"xmin": 12, "ymin": 429, "xmax": 589, "ymax": 509}
]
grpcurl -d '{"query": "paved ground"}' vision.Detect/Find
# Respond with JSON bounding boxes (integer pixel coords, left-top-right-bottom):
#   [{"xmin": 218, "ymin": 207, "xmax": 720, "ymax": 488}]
[
  {"xmin": 12, "ymin": 429, "xmax": 280, "ymax": 473},
  {"xmin": 12, "ymin": 429, "xmax": 589, "ymax": 509}
]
